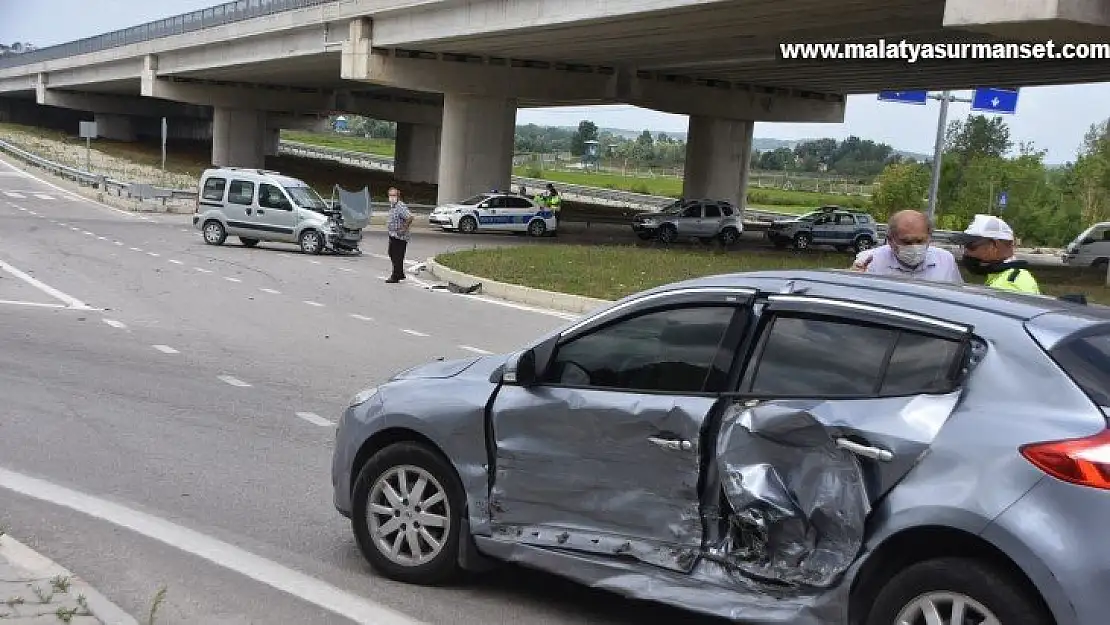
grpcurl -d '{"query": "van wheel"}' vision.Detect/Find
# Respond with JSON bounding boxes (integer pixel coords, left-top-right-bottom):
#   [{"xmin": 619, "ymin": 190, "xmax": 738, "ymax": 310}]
[
  {"xmin": 458, "ymin": 216, "xmax": 478, "ymax": 235},
  {"xmin": 203, "ymin": 220, "xmax": 227, "ymax": 246},
  {"xmin": 240, "ymin": 237, "xmax": 259, "ymax": 248},
  {"xmin": 527, "ymin": 219, "xmax": 546, "ymax": 237},
  {"xmin": 299, "ymin": 229, "xmax": 324, "ymax": 255}
]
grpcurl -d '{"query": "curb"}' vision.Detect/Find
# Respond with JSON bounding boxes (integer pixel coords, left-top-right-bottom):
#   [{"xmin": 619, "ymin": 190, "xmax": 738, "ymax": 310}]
[
  {"xmin": 426, "ymin": 257, "xmax": 612, "ymax": 315},
  {"xmin": 0, "ymin": 534, "xmax": 139, "ymax": 625}
]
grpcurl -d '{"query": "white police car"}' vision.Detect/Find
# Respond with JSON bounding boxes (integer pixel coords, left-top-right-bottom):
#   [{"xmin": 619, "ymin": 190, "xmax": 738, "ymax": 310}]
[{"xmin": 428, "ymin": 192, "xmax": 556, "ymax": 237}]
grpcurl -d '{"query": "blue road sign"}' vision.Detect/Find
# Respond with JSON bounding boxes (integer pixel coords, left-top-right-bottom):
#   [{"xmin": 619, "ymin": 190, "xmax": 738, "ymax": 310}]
[
  {"xmin": 878, "ymin": 90, "xmax": 928, "ymax": 105},
  {"xmin": 972, "ymin": 88, "xmax": 1019, "ymax": 114},
  {"xmin": 998, "ymin": 191, "xmax": 1008, "ymax": 210}
]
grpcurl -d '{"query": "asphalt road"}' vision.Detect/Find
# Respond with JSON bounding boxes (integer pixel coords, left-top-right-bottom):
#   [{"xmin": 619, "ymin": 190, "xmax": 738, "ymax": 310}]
[{"xmin": 0, "ymin": 156, "xmax": 732, "ymax": 625}]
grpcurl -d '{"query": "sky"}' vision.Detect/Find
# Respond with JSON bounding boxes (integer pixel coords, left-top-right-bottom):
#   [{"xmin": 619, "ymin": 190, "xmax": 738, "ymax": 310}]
[{"xmin": 3, "ymin": 0, "xmax": 1108, "ymax": 164}]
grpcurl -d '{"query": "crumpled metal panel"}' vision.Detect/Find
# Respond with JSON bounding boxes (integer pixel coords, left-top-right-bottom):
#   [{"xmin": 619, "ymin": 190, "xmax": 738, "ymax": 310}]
[{"xmin": 335, "ymin": 185, "xmax": 371, "ymax": 230}]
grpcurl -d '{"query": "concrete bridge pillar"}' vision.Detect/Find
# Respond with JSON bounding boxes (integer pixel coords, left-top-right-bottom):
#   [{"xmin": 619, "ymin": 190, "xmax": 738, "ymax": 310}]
[
  {"xmin": 93, "ymin": 113, "xmax": 137, "ymax": 142},
  {"xmin": 395, "ymin": 122, "xmax": 441, "ymax": 185},
  {"xmin": 212, "ymin": 107, "xmax": 267, "ymax": 168},
  {"xmin": 263, "ymin": 128, "xmax": 281, "ymax": 157},
  {"xmin": 682, "ymin": 116, "xmax": 754, "ymax": 211},
  {"xmin": 436, "ymin": 94, "xmax": 516, "ymax": 205}
]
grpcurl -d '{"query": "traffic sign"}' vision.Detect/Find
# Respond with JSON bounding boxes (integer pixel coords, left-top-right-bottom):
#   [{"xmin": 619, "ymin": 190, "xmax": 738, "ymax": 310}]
[
  {"xmin": 998, "ymin": 191, "xmax": 1008, "ymax": 210},
  {"xmin": 878, "ymin": 90, "xmax": 928, "ymax": 105},
  {"xmin": 971, "ymin": 88, "xmax": 1019, "ymax": 114}
]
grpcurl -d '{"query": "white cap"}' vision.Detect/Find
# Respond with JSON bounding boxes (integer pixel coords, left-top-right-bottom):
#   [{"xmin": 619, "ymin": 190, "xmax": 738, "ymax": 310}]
[{"xmin": 962, "ymin": 214, "xmax": 1014, "ymax": 241}]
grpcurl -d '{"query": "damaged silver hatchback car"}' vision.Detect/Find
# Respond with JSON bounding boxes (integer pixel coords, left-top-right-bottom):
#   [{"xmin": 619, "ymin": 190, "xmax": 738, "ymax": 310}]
[{"xmin": 332, "ymin": 269, "xmax": 1110, "ymax": 625}]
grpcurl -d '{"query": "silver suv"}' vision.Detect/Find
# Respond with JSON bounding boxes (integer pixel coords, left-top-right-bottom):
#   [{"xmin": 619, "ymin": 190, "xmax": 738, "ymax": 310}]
[
  {"xmin": 765, "ymin": 205, "xmax": 877, "ymax": 253},
  {"xmin": 632, "ymin": 199, "xmax": 744, "ymax": 246}
]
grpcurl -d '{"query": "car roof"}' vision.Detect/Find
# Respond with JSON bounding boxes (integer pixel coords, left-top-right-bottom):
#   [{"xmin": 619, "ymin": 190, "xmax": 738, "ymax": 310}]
[{"xmin": 201, "ymin": 167, "xmax": 308, "ymax": 187}]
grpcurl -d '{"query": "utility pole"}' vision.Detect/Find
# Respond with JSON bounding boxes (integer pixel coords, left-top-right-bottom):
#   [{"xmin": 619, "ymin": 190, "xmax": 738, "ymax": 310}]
[{"xmin": 925, "ymin": 91, "xmax": 971, "ymax": 221}]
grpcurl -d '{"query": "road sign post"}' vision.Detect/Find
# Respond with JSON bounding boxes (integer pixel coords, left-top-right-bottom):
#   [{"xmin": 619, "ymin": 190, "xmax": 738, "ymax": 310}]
[
  {"xmin": 78, "ymin": 121, "xmax": 97, "ymax": 175},
  {"xmin": 161, "ymin": 117, "xmax": 168, "ymax": 171},
  {"xmin": 998, "ymin": 190, "xmax": 1008, "ymax": 212}
]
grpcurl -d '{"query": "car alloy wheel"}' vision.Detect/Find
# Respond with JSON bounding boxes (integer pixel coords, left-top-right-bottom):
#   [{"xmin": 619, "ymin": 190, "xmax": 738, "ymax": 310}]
[
  {"xmin": 203, "ymin": 221, "xmax": 226, "ymax": 245},
  {"xmin": 459, "ymin": 216, "xmax": 478, "ymax": 234},
  {"xmin": 528, "ymin": 219, "xmax": 547, "ymax": 237},
  {"xmin": 300, "ymin": 230, "xmax": 323, "ymax": 254},
  {"xmin": 893, "ymin": 592, "xmax": 1000, "ymax": 625},
  {"xmin": 366, "ymin": 464, "xmax": 452, "ymax": 568},
  {"xmin": 794, "ymin": 233, "xmax": 811, "ymax": 250},
  {"xmin": 659, "ymin": 224, "xmax": 678, "ymax": 244}
]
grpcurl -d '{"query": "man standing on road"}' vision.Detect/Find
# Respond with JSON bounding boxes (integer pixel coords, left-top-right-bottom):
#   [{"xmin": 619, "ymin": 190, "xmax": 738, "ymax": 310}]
[
  {"xmin": 851, "ymin": 209, "xmax": 963, "ymax": 283},
  {"xmin": 385, "ymin": 187, "xmax": 413, "ymax": 284},
  {"xmin": 955, "ymin": 214, "xmax": 1041, "ymax": 294}
]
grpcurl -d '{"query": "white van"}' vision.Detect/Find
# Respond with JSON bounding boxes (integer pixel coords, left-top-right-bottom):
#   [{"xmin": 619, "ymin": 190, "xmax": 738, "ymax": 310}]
[
  {"xmin": 192, "ymin": 167, "xmax": 365, "ymax": 254},
  {"xmin": 1062, "ymin": 221, "xmax": 1110, "ymax": 269}
]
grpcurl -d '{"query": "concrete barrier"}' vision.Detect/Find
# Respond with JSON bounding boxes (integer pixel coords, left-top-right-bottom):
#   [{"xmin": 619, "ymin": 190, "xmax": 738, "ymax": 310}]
[{"xmin": 426, "ymin": 257, "xmax": 612, "ymax": 315}]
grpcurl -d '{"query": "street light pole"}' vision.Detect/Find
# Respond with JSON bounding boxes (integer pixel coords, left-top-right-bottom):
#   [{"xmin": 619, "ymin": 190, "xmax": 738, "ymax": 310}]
[{"xmin": 924, "ymin": 91, "xmax": 972, "ymax": 222}]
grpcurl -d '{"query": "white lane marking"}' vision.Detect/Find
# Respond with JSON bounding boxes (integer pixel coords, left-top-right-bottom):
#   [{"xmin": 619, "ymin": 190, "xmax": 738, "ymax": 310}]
[
  {"xmin": 459, "ymin": 345, "xmax": 492, "ymax": 355},
  {"xmin": 147, "ymin": 252, "xmax": 160, "ymax": 257},
  {"xmin": 2, "ymin": 191, "xmax": 24, "ymax": 198},
  {"xmin": 102, "ymin": 318, "xmax": 126, "ymax": 329},
  {"xmin": 83, "ymin": 231, "xmax": 94, "ymax": 236},
  {"xmin": 224, "ymin": 277, "xmax": 241, "ymax": 283},
  {"xmin": 259, "ymin": 288, "xmax": 280, "ymax": 294},
  {"xmin": 16, "ymin": 206, "xmax": 26, "ymax": 210},
  {"xmin": 217, "ymin": 375, "xmax": 250, "ymax": 387},
  {"xmin": 308, "ymin": 260, "xmax": 321, "ymax": 265},
  {"xmin": 369, "ymin": 253, "xmax": 389, "ymax": 261},
  {"xmin": 69, "ymin": 226, "xmax": 79, "ymax": 231},
  {"xmin": 129, "ymin": 247, "xmax": 143, "ymax": 252},
  {"xmin": 463, "ymin": 292, "xmax": 580, "ymax": 321},
  {"xmin": 0, "ymin": 466, "xmax": 426, "ymax": 625},
  {"xmin": 295, "ymin": 412, "xmax": 334, "ymax": 427},
  {"xmin": 349, "ymin": 313, "xmax": 373, "ymax": 321},
  {"xmin": 33, "ymin": 193, "xmax": 53, "ymax": 200},
  {"xmin": 303, "ymin": 300, "xmax": 324, "ymax": 307},
  {"xmin": 377, "ymin": 275, "xmax": 389, "ymax": 280},
  {"xmin": 152, "ymin": 344, "xmax": 179, "ymax": 354},
  {"xmin": 114, "ymin": 241, "xmax": 123, "ymax": 246},
  {"xmin": 0, "ymin": 258, "xmax": 93, "ymax": 310},
  {"xmin": 401, "ymin": 328, "xmax": 429, "ymax": 337},
  {"xmin": 97, "ymin": 236, "xmax": 107, "ymax": 240},
  {"xmin": 0, "ymin": 299, "xmax": 66, "ymax": 309},
  {"xmin": 180, "ymin": 229, "xmax": 189, "ymax": 233},
  {"xmin": 0, "ymin": 156, "xmax": 152, "ymax": 221},
  {"xmin": 338, "ymin": 267, "xmax": 354, "ymax": 273},
  {"xmin": 168, "ymin": 259, "xmax": 184, "ymax": 265},
  {"xmin": 194, "ymin": 267, "xmax": 212, "ymax": 273}
]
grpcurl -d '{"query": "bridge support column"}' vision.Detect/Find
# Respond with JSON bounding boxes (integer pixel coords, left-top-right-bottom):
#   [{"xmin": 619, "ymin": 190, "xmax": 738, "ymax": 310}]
[
  {"xmin": 263, "ymin": 128, "xmax": 281, "ymax": 157},
  {"xmin": 436, "ymin": 94, "xmax": 516, "ymax": 205},
  {"xmin": 395, "ymin": 122, "xmax": 440, "ymax": 185},
  {"xmin": 212, "ymin": 107, "xmax": 267, "ymax": 168},
  {"xmin": 682, "ymin": 116, "xmax": 754, "ymax": 210},
  {"xmin": 93, "ymin": 113, "xmax": 137, "ymax": 142}
]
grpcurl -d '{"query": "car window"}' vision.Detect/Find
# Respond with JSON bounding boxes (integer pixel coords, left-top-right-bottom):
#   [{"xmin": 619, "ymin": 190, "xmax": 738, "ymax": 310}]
[
  {"xmin": 544, "ymin": 306, "xmax": 738, "ymax": 393},
  {"xmin": 813, "ymin": 214, "xmax": 833, "ymax": 225},
  {"xmin": 504, "ymin": 197, "xmax": 532, "ymax": 209},
  {"xmin": 704, "ymin": 204, "xmax": 721, "ymax": 218},
  {"xmin": 682, "ymin": 204, "xmax": 701, "ymax": 218},
  {"xmin": 258, "ymin": 184, "xmax": 288, "ymax": 209},
  {"xmin": 1050, "ymin": 331, "xmax": 1110, "ymax": 406},
  {"xmin": 836, "ymin": 214, "xmax": 857, "ymax": 225},
  {"xmin": 227, "ymin": 180, "xmax": 255, "ymax": 206},
  {"xmin": 201, "ymin": 177, "xmax": 226, "ymax": 201},
  {"xmin": 721, "ymin": 204, "xmax": 734, "ymax": 217},
  {"xmin": 856, "ymin": 215, "xmax": 872, "ymax": 223},
  {"xmin": 749, "ymin": 317, "xmax": 895, "ymax": 396},
  {"xmin": 462, "ymin": 194, "xmax": 491, "ymax": 205},
  {"xmin": 879, "ymin": 331, "xmax": 963, "ymax": 395}
]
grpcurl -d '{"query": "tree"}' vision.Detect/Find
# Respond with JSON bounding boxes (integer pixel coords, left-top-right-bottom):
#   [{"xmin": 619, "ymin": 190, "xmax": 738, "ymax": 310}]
[
  {"xmin": 945, "ymin": 115, "xmax": 1012, "ymax": 160},
  {"xmin": 570, "ymin": 120, "xmax": 599, "ymax": 156},
  {"xmin": 871, "ymin": 162, "xmax": 930, "ymax": 221},
  {"xmin": 758, "ymin": 147, "xmax": 794, "ymax": 171}
]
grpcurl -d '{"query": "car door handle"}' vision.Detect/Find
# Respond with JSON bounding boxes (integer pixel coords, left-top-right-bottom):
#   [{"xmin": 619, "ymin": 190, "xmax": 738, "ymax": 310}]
[
  {"xmin": 648, "ymin": 436, "xmax": 692, "ymax": 451},
  {"xmin": 257, "ymin": 209, "xmax": 265, "ymax": 215},
  {"xmin": 835, "ymin": 438, "xmax": 893, "ymax": 462}
]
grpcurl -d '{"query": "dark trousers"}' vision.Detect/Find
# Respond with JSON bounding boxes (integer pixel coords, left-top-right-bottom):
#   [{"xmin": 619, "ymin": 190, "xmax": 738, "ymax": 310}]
[{"xmin": 387, "ymin": 235, "xmax": 408, "ymax": 280}]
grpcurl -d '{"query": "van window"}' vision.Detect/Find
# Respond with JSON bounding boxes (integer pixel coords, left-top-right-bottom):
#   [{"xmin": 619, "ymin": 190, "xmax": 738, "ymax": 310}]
[
  {"xmin": 227, "ymin": 180, "xmax": 255, "ymax": 206},
  {"xmin": 201, "ymin": 177, "xmax": 226, "ymax": 201},
  {"xmin": 259, "ymin": 184, "xmax": 289, "ymax": 209}
]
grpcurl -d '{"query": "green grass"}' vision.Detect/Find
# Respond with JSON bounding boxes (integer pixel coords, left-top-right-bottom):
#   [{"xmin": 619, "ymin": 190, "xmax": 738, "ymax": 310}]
[
  {"xmin": 437, "ymin": 245, "xmax": 1110, "ymax": 304},
  {"xmin": 280, "ymin": 130, "xmax": 395, "ymax": 157}
]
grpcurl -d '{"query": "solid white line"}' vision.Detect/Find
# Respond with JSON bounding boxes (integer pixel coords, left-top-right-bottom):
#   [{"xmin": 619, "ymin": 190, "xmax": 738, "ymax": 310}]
[
  {"xmin": 102, "ymin": 318, "xmax": 126, "ymax": 329},
  {"xmin": 303, "ymin": 300, "xmax": 324, "ymax": 307},
  {"xmin": 224, "ymin": 277, "xmax": 241, "ymax": 283},
  {"xmin": 152, "ymin": 344, "xmax": 179, "ymax": 354},
  {"xmin": 0, "ymin": 466, "xmax": 425, "ymax": 625},
  {"xmin": 349, "ymin": 313, "xmax": 373, "ymax": 321},
  {"xmin": 168, "ymin": 259, "xmax": 184, "ymax": 265},
  {"xmin": 0, "ymin": 258, "xmax": 93, "ymax": 309},
  {"xmin": 0, "ymin": 299, "xmax": 66, "ymax": 309},
  {"xmin": 194, "ymin": 267, "xmax": 212, "ymax": 273},
  {"xmin": 458, "ymin": 345, "xmax": 493, "ymax": 355},
  {"xmin": 2, "ymin": 191, "xmax": 24, "ymax": 198},
  {"xmin": 217, "ymin": 375, "xmax": 250, "ymax": 387},
  {"xmin": 295, "ymin": 412, "xmax": 334, "ymax": 427},
  {"xmin": 33, "ymin": 193, "xmax": 53, "ymax": 200},
  {"xmin": 259, "ymin": 288, "xmax": 280, "ymax": 294},
  {"xmin": 401, "ymin": 328, "xmax": 429, "ymax": 337}
]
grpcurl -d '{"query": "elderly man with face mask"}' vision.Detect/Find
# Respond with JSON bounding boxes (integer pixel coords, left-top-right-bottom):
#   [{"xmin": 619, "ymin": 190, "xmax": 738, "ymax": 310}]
[
  {"xmin": 852, "ymin": 209, "xmax": 963, "ymax": 283},
  {"xmin": 954, "ymin": 214, "xmax": 1041, "ymax": 294}
]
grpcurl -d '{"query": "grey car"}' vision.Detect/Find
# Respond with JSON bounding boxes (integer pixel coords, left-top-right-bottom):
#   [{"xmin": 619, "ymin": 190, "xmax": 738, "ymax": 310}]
[
  {"xmin": 631, "ymin": 199, "xmax": 744, "ymax": 246},
  {"xmin": 332, "ymin": 270, "xmax": 1110, "ymax": 625}
]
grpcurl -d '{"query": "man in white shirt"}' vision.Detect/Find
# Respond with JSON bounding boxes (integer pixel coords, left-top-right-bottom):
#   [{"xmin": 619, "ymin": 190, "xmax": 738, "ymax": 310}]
[{"xmin": 851, "ymin": 209, "xmax": 963, "ymax": 283}]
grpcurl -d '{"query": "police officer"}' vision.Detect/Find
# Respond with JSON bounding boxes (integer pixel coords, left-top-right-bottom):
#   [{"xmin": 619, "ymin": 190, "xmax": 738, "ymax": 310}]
[
  {"xmin": 956, "ymin": 214, "xmax": 1040, "ymax": 294},
  {"xmin": 545, "ymin": 183, "xmax": 562, "ymax": 227}
]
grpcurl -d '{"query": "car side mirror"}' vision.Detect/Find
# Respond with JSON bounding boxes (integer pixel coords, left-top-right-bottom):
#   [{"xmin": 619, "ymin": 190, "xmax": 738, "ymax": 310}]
[
  {"xmin": 502, "ymin": 349, "xmax": 539, "ymax": 386},
  {"xmin": 1082, "ymin": 237, "xmax": 1096, "ymax": 245}
]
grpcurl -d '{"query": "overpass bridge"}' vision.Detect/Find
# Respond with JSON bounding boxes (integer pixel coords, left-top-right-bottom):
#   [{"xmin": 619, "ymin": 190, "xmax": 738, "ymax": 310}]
[{"xmin": 0, "ymin": 0, "xmax": 1107, "ymax": 206}]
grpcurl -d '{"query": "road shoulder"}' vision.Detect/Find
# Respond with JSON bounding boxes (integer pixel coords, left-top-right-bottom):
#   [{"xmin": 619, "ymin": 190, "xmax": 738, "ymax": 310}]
[{"xmin": 426, "ymin": 256, "xmax": 612, "ymax": 314}]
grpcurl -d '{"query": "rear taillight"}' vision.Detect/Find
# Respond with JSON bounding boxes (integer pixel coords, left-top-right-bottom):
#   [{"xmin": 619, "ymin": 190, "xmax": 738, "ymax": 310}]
[{"xmin": 1021, "ymin": 429, "xmax": 1110, "ymax": 490}]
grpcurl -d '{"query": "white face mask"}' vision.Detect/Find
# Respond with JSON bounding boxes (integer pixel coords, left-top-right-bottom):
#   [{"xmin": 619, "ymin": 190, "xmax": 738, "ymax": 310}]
[{"xmin": 895, "ymin": 243, "xmax": 928, "ymax": 268}]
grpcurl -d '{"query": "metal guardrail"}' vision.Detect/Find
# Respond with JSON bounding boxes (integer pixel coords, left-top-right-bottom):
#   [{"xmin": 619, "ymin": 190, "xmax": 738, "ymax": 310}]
[{"xmin": 0, "ymin": 0, "xmax": 338, "ymax": 70}]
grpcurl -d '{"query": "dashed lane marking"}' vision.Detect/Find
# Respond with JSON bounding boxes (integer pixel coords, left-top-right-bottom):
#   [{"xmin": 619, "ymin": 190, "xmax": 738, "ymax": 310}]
[
  {"xmin": 152, "ymin": 345, "xmax": 179, "ymax": 354},
  {"xmin": 459, "ymin": 345, "xmax": 493, "ymax": 355},
  {"xmin": 303, "ymin": 300, "xmax": 324, "ymax": 307},
  {"xmin": 2, "ymin": 191, "xmax": 24, "ymax": 199},
  {"xmin": 401, "ymin": 328, "xmax": 429, "ymax": 337},
  {"xmin": 147, "ymin": 252, "xmax": 160, "ymax": 257},
  {"xmin": 349, "ymin": 313, "xmax": 373, "ymax": 321},
  {"xmin": 32, "ymin": 193, "xmax": 53, "ymax": 201},
  {"xmin": 224, "ymin": 277, "xmax": 241, "ymax": 283},
  {"xmin": 129, "ymin": 247, "xmax": 142, "ymax": 252},
  {"xmin": 217, "ymin": 375, "xmax": 250, "ymax": 387},
  {"xmin": 168, "ymin": 259, "xmax": 184, "ymax": 265},
  {"xmin": 102, "ymin": 319, "xmax": 126, "ymax": 329},
  {"xmin": 295, "ymin": 412, "xmax": 334, "ymax": 427},
  {"xmin": 194, "ymin": 267, "xmax": 212, "ymax": 273},
  {"xmin": 259, "ymin": 288, "xmax": 280, "ymax": 294}
]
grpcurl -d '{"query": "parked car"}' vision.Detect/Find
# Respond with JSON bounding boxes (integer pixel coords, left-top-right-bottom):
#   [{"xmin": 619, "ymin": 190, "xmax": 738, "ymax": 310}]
[
  {"xmin": 1063, "ymin": 221, "xmax": 1110, "ymax": 269},
  {"xmin": 193, "ymin": 167, "xmax": 367, "ymax": 254},
  {"xmin": 332, "ymin": 269, "xmax": 1110, "ymax": 625},
  {"xmin": 428, "ymin": 192, "xmax": 555, "ymax": 237},
  {"xmin": 631, "ymin": 199, "xmax": 743, "ymax": 246},
  {"xmin": 765, "ymin": 205, "xmax": 877, "ymax": 253}
]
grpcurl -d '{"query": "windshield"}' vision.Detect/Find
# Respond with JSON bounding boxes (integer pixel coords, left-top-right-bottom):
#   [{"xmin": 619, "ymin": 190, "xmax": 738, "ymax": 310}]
[
  {"xmin": 284, "ymin": 186, "xmax": 329, "ymax": 212},
  {"xmin": 461, "ymin": 194, "xmax": 493, "ymax": 206}
]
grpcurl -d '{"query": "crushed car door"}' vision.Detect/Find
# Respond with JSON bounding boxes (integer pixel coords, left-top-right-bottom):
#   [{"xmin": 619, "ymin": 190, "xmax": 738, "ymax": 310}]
[
  {"xmin": 713, "ymin": 294, "xmax": 974, "ymax": 588},
  {"xmin": 488, "ymin": 289, "xmax": 754, "ymax": 573}
]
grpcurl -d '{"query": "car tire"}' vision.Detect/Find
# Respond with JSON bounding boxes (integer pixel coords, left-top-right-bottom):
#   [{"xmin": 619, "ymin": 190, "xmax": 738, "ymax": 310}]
[
  {"xmin": 240, "ymin": 237, "xmax": 259, "ymax": 248},
  {"xmin": 527, "ymin": 219, "xmax": 546, "ymax": 237},
  {"xmin": 202, "ymin": 220, "xmax": 227, "ymax": 246},
  {"xmin": 1092, "ymin": 258, "xmax": 1108, "ymax": 271},
  {"xmin": 854, "ymin": 235, "xmax": 875, "ymax": 253},
  {"xmin": 719, "ymin": 227, "xmax": 741, "ymax": 247},
  {"xmin": 299, "ymin": 229, "xmax": 324, "ymax": 255},
  {"xmin": 636, "ymin": 232, "xmax": 654, "ymax": 241},
  {"xmin": 458, "ymin": 216, "xmax": 478, "ymax": 235},
  {"xmin": 351, "ymin": 442, "xmax": 465, "ymax": 585},
  {"xmin": 659, "ymin": 224, "xmax": 678, "ymax": 244},
  {"xmin": 865, "ymin": 557, "xmax": 1052, "ymax": 625},
  {"xmin": 793, "ymin": 232, "xmax": 812, "ymax": 251}
]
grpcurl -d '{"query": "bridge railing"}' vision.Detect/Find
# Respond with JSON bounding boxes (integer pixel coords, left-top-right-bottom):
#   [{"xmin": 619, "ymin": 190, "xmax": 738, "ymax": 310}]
[{"xmin": 0, "ymin": 0, "xmax": 338, "ymax": 70}]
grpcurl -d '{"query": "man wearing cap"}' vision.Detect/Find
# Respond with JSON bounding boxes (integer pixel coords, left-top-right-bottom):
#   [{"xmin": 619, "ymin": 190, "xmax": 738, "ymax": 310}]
[
  {"xmin": 956, "ymin": 214, "xmax": 1040, "ymax": 294},
  {"xmin": 851, "ymin": 209, "xmax": 963, "ymax": 283}
]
